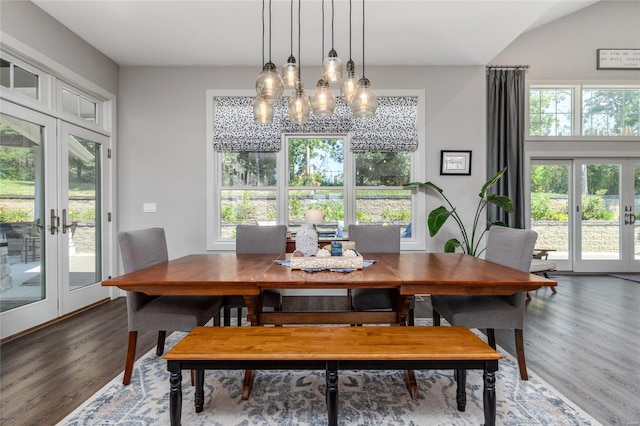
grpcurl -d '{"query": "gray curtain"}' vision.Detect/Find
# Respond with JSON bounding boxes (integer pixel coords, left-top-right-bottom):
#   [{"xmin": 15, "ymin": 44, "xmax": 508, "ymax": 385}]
[{"xmin": 486, "ymin": 68, "xmax": 526, "ymax": 228}]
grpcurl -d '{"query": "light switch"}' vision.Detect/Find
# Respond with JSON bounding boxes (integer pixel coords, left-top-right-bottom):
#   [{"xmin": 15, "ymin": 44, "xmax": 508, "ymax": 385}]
[{"xmin": 143, "ymin": 203, "xmax": 157, "ymax": 213}]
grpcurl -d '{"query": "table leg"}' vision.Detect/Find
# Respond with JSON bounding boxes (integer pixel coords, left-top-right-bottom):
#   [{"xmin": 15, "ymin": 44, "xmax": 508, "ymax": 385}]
[
  {"xmin": 403, "ymin": 369, "xmax": 419, "ymax": 399},
  {"xmin": 169, "ymin": 370, "xmax": 182, "ymax": 426},
  {"xmin": 483, "ymin": 370, "xmax": 497, "ymax": 426},
  {"xmin": 455, "ymin": 369, "xmax": 467, "ymax": 411},
  {"xmin": 242, "ymin": 369, "xmax": 254, "ymax": 400},
  {"xmin": 195, "ymin": 369, "xmax": 205, "ymax": 413},
  {"xmin": 326, "ymin": 361, "xmax": 339, "ymax": 426}
]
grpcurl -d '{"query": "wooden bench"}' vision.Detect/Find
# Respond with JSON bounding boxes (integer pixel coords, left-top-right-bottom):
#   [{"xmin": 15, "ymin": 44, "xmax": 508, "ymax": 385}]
[{"xmin": 165, "ymin": 326, "xmax": 501, "ymax": 426}]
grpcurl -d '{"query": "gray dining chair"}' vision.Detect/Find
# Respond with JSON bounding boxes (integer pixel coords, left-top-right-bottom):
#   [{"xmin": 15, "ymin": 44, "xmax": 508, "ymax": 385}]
[
  {"xmin": 430, "ymin": 226, "xmax": 538, "ymax": 380},
  {"xmin": 349, "ymin": 225, "xmax": 412, "ymax": 324},
  {"xmin": 222, "ymin": 224, "xmax": 286, "ymax": 326},
  {"xmin": 118, "ymin": 227, "xmax": 223, "ymax": 385}
]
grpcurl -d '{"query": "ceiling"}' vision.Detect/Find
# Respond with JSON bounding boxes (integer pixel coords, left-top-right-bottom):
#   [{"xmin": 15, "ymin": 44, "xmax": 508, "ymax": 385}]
[{"xmin": 32, "ymin": 0, "xmax": 601, "ymax": 67}]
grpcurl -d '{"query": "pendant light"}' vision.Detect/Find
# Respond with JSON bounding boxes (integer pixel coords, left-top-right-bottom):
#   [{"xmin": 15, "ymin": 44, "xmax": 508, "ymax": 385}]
[
  {"xmin": 255, "ymin": 0, "xmax": 284, "ymax": 103},
  {"xmin": 340, "ymin": 0, "xmax": 359, "ymax": 104},
  {"xmin": 281, "ymin": 0, "xmax": 298, "ymax": 87},
  {"xmin": 253, "ymin": 0, "xmax": 274, "ymax": 124},
  {"xmin": 288, "ymin": 0, "xmax": 310, "ymax": 123},
  {"xmin": 322, "ymin": 0, "xmax": 343, "ymax": 83},
  {"xmin": 350, "ymin": 0, "xmax": 378, "ymax": 118},
  {"xmin": 311, "ymin": 0, "xmax": 336, "ymax": 117}
]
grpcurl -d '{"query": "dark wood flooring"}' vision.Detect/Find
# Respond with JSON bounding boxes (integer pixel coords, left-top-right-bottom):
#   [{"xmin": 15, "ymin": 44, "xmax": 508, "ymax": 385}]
[{"xmin": 1, "ymin": 275, "xmax": 638, "ymax": 426}]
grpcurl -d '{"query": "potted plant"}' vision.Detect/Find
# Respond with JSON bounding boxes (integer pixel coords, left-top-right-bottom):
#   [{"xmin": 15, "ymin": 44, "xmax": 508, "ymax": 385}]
[{"xmin": 406, "ymin": 167, "xmax": 514, "ymax": 256}]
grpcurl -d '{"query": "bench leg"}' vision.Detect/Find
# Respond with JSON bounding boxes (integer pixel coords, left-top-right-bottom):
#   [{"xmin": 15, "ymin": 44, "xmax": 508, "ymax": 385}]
[
  {"xmin": 169, "ymin": 369, "xmax": 183, "ymax": 426},
  {"xmin": 242, "ymin": 369, "xmax": 254, "ymax": 400},
  {"xmin": 403, "ymin": 370, "xmax": 419, "ymax": 399},
  {"xmin": 483, "ymin": 370, "xmax": 497, "ymax": 426},
  {"xmin": 326, "ymin": 361, "xmax": 339, "ymax": 426},
  {"xmin": 195, "ymin": 369, "xmax": 205, "ymax": 413},
  {"xmin": 455, "ymin": 369, "xmax": 467, "ymax": 411}
]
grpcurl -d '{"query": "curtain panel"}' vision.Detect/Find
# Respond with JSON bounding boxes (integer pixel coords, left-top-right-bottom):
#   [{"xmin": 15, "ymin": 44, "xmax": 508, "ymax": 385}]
[
  {"xmin": 213, "ymin": 96, "xmax": 418, "ymax": 152},
  {"xmin": 486, "ymin": 68, "xmax": 526, "ymax": 228}
]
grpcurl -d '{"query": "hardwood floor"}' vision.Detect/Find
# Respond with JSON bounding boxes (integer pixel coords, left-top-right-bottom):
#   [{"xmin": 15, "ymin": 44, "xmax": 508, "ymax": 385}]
[{"xmin": 1, "ymin": 275, "xmax": 638, "ymax": 426}]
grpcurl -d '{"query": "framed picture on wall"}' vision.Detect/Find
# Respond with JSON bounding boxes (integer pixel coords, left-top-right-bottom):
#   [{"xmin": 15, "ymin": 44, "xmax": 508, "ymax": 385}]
[{"xmin": 440, "ymin": 150, "xmax": 472, "ymax": 175}]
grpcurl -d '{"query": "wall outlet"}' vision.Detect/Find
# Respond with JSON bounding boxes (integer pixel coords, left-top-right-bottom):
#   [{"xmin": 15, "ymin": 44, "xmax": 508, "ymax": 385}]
[{"xmin": 143, "ymin": 203, "xmax": 157, "ymax": 213}]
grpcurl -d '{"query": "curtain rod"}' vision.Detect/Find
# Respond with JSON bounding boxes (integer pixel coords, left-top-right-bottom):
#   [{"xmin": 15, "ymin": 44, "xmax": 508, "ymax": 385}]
[{"xmin": 486, "ymin": 64, "xmax": 530, "ymax": 69}]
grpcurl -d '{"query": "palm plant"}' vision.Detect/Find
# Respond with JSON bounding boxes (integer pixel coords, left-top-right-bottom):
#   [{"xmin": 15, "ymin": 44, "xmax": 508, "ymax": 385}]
[{"xmin": 406, "ymin": 167, "xmax": 514, "ymax": 256}]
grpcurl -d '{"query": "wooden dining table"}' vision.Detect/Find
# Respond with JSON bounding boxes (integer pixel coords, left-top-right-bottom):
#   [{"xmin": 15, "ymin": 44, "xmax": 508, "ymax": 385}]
[{"xmin": 102, "ymin": 252, "xmax": 555, "ymax": 398}]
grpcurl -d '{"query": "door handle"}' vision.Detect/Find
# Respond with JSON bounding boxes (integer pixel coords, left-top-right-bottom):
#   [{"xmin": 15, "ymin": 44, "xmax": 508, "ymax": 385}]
[
  {"xmin": 631, "ymin": 213, "xmax": 637, "ymax": 225},
  {"xmin": 49, "ymin": 209, "xmax": 59, "ymax": 235},
  {"xmin": 61, "ymin": 209, "xmax": 75, "ymax": 233}
]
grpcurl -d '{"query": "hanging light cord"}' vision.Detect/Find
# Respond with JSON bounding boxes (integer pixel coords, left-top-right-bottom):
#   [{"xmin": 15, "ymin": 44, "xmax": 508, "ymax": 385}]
[
  {"xmin": 322, "ymin": 0, "xmax": 325, "ymax": 64},
  {"xmin": 298, "ymin": 0, "xmax": 302, "ymax": 79},
  {"xmin": 331, "ymin": 0, "xmax": 335, "ymax": 49},
  {"xmin": 268, "ymin": 0, "xmax": 273, "ymax": 62},
  {"xmin": 361, "ymin": 0, "xmax": 366, "ymax": 77},
  {"xmin": 349, "ymin": 0, "xmax": 352, "ymax": 61},
  {"xmin": 289, "ymin": 0, "xmax": 294, "ymax": 56},
  {"xmin": 261, "ymin": 0, "xmax": 265, "ymax": 66}
]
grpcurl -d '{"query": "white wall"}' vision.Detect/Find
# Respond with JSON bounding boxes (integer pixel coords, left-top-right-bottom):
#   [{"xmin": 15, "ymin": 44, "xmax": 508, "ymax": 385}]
[
  {"xmin": 0, "ymin": 0, "xmax": 119, "ymax": 95},
  {"xmin": 118, "ymin": 65, "xmax": 485, "ymax": 257}
]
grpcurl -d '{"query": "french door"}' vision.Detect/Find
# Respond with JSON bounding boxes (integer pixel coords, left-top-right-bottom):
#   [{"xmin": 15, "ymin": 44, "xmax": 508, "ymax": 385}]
[
  {"xmin": 530, "ymin": 158, "xmax": 639, "ymax": 273},
  {"xmin": 574, "ymin": 158, "xmax": 639, "ymax": 272},
  {"xmin": 0, "ymin": 100, "xmax": 110, "ymax": 339}
]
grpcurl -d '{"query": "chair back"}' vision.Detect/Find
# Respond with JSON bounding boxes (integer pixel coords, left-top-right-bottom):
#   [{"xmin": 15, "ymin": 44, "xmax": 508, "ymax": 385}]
[
  {"xmin": 236, "ymin": 225, "xmax": 287, "ymax": 254},
  {"xmin": 485, "ymin": 227, "xmax": 538, "ymax": 273},
  {"xmin": 485, "ymin": 226, "xmax": 538, "ymax": 308},
  {"xmin": 117, "ymin": 228, "xmax": 169, "ymax": 321},
  {"xmin": 348, "ymin": 225, "xmax": 401, "ymax": 253}
]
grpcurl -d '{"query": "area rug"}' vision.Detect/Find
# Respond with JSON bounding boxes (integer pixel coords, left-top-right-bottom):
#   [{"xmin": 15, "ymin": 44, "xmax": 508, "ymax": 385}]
[
  {"xmin": 58, "ymin": 322, "xmax": 601, "ymax": 426},
  {"xmin": 608, "ymin": 273, "xmax": 640, "ymax": 283}
]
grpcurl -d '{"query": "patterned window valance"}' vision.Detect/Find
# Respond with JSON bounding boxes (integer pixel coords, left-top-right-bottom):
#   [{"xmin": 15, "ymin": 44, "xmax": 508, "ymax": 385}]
[{"xmin": 213, "ymin": 95, "xmax": 418, "ymax": 152}]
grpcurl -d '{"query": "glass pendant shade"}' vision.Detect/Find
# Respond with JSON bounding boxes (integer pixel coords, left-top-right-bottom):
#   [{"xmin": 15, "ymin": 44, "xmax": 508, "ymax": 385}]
[
  {"xmin": 323, "ymin": 49, "xmax": 343, "ymax": 83},
  {"xmin": 256, "ymin": 62, "xmax": 284, "ymax": 102},
  {"xmin": 340, "ymin": 60, "xmax": 359, "ymax": 104},
  {"xmin": 281, "ymin": 56, "xmax": 299, "ymax": 87},
  {"xmin": 350, "ymin": 77, "xmax": 378, "ymax": 118},
  {"xmin": 310, "ymin": 79, "xmax": 336, "ymax": 117},
  {"xmin": 288, "ymin": 81, "xmax": 311, "ymax": 123},
  {"xmin": 252, "ymin": 96, "xmax": 274, "ymax": 124}
]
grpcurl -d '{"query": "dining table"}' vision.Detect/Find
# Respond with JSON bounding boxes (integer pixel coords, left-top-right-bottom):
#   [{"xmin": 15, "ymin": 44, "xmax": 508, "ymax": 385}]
[{"xmin": 103, "ymin": 252, "xmax": 555, "ymax": 399}]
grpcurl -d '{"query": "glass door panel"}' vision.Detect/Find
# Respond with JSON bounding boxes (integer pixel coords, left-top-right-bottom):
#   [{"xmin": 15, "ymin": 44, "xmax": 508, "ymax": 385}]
[
  {"xmin": 530, "ymin": 161, "xmax": 571, "ymax": 271},
  {"xmin": 0, "ymin": 102, "xmax": 57, "ymax": 338},
  {"xmin": 60, "ymin": 122, "xmax": 108, "ymax": 314}
]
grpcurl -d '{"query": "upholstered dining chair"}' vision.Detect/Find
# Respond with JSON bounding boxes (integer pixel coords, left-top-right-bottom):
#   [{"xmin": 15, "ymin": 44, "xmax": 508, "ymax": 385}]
[
  {"xmin": 221, "ymin": 224, "xmax": 286, "ymax": 326},
  {"xmin": 430, "ymin": 226, "xmax": 538, "ymax": 380},
  {"xmin": 348, "ymin": 225, "xmax": 412, "ymax": 324},
  {"xmin": 118, "ymin": 227, "xmax": 223, "ymax": 385}
]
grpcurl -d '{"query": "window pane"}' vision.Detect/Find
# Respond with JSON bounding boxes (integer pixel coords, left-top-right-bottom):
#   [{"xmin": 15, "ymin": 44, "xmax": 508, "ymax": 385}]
[
  {"xmin": 0, "ymin": 59, "xmax": 10, "ymax": 88},
  {"xmin": 220, "ymin": 190, "xmax": 277, "ymax": 239},
  {"xmin": 529, "ymin": 88, "xmax": 574, "ymax": 137},
  {"xmin": 582, "ymin": 88, "xmax": 640, "ymax": 136},
  {"xmin": 288, "ymin": 138, "xmax": 344, "ymax": 186},
  {"xmin": 13, "ymin": 65, "xmax": 38, "ymax": 99},
  {"xmin": 288, "ymin": 189, "xmax": 344, "ymax": 236},
  {"xmin": 79, "ymin": 96, "xmax": 97, "ymax": 123},
  {"xmin": 355, "ymin": 151, "xmax": 410, "ymax": 186},
  {"xmin": 355, "ymin": 189, "xmax": 412, "ymax": 233},
  {"xmin": 221, "ymin": 152, "xmax": 277, "ymax": 187},
  {"xmin": 62, "ymin": 89, "xmax": 78, "ymax": 116}
]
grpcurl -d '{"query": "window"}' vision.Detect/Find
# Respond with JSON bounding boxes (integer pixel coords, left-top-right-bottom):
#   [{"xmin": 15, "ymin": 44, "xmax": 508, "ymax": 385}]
[
  {"xmin": 207, "ymin": 90, "xmax": 426, "ymax": 251},
  {"xmin": 0, "ymin": 57, "xmax": 40, "ymax": 100},
  {"xmin": 529, "ymin": 85, "xmax": 640, "ymax": 137},
  {"xmin": 62, "ymin": 87, "xmax": 98, "ymax": 123}
]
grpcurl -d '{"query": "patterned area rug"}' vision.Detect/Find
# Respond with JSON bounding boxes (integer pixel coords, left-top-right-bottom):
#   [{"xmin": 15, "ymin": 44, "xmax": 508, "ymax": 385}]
[{"xmin": 58, "ymin": 322, "xmax": 601, "ymax": 426}]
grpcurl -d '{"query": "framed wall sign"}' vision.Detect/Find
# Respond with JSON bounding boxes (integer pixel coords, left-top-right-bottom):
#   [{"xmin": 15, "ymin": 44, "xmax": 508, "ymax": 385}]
[
  {"xmin": 440, "ymin": 150, "xmax": 472, "ymax": 175},
  {"xmin": 597, "ymin": 49, "xmax": 640, "ymax": 70}
]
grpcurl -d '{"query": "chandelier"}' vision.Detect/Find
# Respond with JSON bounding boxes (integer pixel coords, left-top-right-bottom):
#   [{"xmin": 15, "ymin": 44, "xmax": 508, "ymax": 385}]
[{"xmin": 253, "ymin": 0, "xmax": 377, "ymax": 124}]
